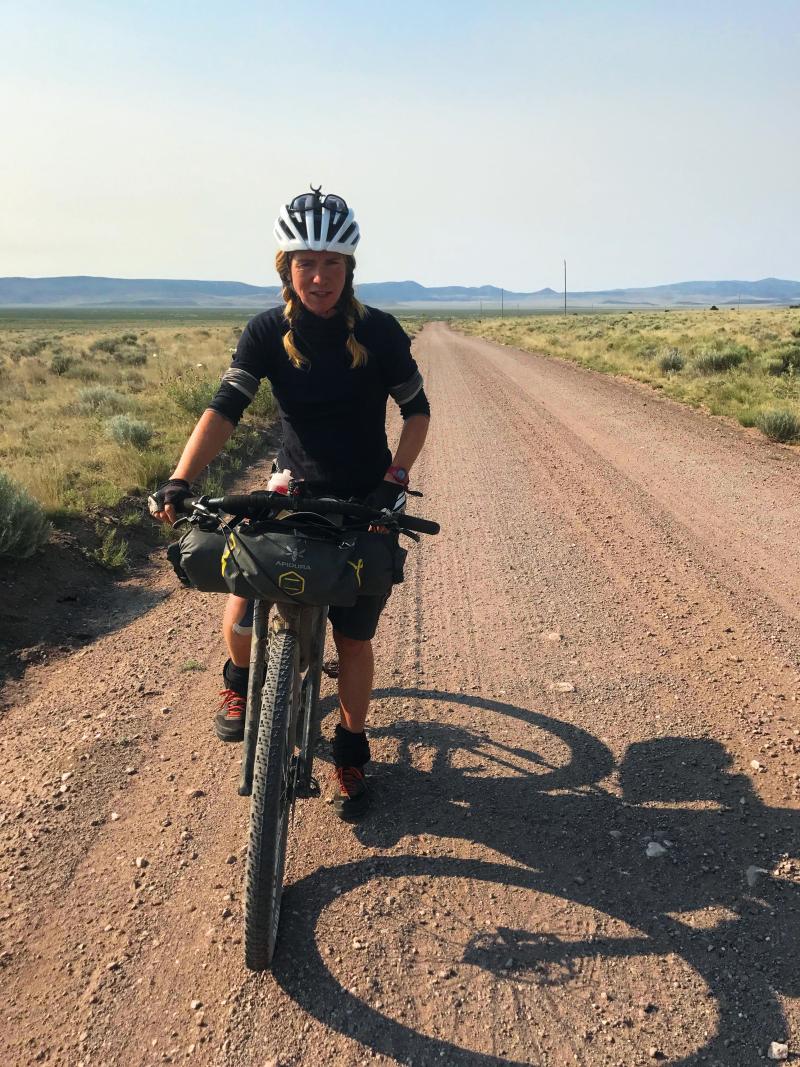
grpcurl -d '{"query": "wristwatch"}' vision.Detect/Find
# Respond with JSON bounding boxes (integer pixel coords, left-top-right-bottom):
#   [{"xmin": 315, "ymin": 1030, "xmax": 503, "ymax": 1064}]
[{"xmin": 386, "ymin": 465, "xmax": 409, "ymax": 486}]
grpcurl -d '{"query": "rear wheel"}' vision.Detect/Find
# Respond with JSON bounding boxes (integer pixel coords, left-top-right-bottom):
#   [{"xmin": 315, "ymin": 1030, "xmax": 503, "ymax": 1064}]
[{"xmin": 244, "ymin": 629, "xmax": 299, "ymax": 970}]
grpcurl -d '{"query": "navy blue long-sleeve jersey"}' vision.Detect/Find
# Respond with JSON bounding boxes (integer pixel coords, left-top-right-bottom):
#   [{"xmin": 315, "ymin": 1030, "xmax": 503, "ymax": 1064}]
[{"xmin": 208, "ymin": 304, "xmax": 429, "ymax": 496}]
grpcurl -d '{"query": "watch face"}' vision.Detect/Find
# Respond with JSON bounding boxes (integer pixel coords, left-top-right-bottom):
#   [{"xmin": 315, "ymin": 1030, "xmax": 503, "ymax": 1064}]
[{"xmin": 393, "ymin": 467, "xmax": 408, "ymax": 483}]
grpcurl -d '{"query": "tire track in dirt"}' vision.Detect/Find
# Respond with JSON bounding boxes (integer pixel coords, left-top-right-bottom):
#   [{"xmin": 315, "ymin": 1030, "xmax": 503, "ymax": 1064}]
[{"xmin": 1, "ymin": 322, "xmax": 799, "ymax": 1067}]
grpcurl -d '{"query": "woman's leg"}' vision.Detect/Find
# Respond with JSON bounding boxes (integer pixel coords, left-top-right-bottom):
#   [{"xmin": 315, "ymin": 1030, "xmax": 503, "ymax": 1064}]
[
  {"xmin": 223, "ymin": 594, "xmax": 252, "ymax": 667},
  {"xmin": 332, "ymin": 631, "xmax": 374, "ymax": 733},
  {"xmin": 329, "ymin": 630, "xmax": 373, "ymax": 819},
  {"xmin": 215, "ymin": 595, "xmax": 253, "ymax": 742}
]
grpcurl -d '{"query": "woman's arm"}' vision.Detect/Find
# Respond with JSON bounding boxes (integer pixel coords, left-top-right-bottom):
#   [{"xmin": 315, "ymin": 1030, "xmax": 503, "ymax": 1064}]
[
  {"xmin": 388, "ymin": 413, "xmax": 430, "ymax": 482},
  {"xmin": 150, "ymin": 410, "xmax": 236, "ymax": 522},
  {"xmin": 172, "ymin": 409, "xmax": 236, "ymax": 482}
]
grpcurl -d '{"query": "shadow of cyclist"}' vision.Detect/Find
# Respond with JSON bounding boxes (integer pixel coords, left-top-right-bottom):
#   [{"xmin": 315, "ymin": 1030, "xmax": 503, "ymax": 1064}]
[{"xmin": 273, "ymin": 689, "xmax": 799, "ymax": 1066}]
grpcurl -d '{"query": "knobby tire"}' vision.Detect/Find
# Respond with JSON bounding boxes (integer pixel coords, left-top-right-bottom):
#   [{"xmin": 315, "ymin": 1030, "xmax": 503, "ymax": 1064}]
[{"xmin": 244, "ymin": 629, "xmax": 298, "ymax": 970}]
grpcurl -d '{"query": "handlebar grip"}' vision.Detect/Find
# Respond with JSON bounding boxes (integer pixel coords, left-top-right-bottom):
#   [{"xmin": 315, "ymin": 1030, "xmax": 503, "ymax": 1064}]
[
  {"xmin": 400, "ymin": 514, "xmax": 440, "ymax": 535},
  {"xmin": 217, "ymin": 491, "xmax": 275, "ymax": 514}
]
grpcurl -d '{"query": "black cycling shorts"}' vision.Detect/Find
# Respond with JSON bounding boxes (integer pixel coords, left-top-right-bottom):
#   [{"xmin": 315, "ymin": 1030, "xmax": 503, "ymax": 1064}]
[{"xmin": 329, "ymin": 591, "xmax": 391, "ymax": 642}]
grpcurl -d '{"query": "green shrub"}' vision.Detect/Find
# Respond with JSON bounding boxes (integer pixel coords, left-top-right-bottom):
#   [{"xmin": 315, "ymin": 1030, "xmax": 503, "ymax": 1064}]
[
  {"xmin": 636, "ymin": 343, "xmax": 659, "ymax": 361},
  {"xmin": 90, "ymin": 527, "xmax": 128, "ymax": 570},
  {"xmin": 755, "ymin": 409, "xmax": 800, "ymax": 443},
  {"xmin": 76, "ymin": 386, "xmax": 130, "ymax": 415},
  {"xmin": 13, "ymin": 338, "xmax": 48, "ymax": 360},
  {"xmin": 0, "ymin": 471, "xmax": 51, "ymax": 559},
  {"xmin": 247, "ymin": 384, "xmax": 276, "ymax": 420},
  {"xmin": 659, "ymin": 348, "xmax": 684, "ymax": 373},
  {"xmin": 694, "ymin": 346, "xmax": 747, "ymax": 374},
  {"xmin": 105, "ymin": 414, "xmax": 154, "ymax": 450},
  {"xmin": 113, "ymin": 346, "xmax": 147, "ymax": 367},
  {"xmin": 737, "ymin": 408, "xmax": 758, "ymax": 428},
  {"xmin": 50, "ymin": 352, "xmax": 75, "ymax": 375},
  {"xmin": 73, "ymin": 365, "xmax": 101, "ymax": 382},
  {"xmin": 121, "ymin": 370, "xmax": 146, "ymax": 392},
  {"xmin": 765, "ymin": 343, "xmax": 800, "ymax": 376},
  {"xmin": 180, "ymin": 658, "xmax": 206, "ymax": 672},
  {"xmin": 165, "ymin": 372, "xmax": 218, "ymax": 418},
  {"xmin": 89, "ymin": 337, "xmax": 121, "ymax": 354}
]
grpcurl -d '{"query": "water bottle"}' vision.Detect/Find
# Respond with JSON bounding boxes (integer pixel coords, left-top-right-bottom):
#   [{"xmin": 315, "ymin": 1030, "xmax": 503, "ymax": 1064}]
[{"xmin": 267, "ymin": 468, "xmax": 293, "ymax": 495}]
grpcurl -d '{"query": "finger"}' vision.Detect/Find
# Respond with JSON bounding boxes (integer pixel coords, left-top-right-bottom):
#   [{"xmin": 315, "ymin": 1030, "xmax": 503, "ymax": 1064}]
[{"xmin": 165, "ymin": 505, "xmax": 177, "ymax": 524}]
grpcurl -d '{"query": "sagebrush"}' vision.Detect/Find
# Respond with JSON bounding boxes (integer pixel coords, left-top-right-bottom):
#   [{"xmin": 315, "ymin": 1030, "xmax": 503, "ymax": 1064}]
[{"xmin": 0, "ymin": 471, "xmax": 51, "ymax": 559}]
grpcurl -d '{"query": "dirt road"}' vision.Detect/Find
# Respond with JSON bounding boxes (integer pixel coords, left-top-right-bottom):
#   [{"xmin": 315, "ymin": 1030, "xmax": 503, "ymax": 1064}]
[{"xmin": 2, "ymin": 322, "xmax": 799, "ymax": 1066}]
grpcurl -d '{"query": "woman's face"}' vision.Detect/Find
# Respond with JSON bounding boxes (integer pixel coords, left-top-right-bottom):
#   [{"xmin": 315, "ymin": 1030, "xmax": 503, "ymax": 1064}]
[{"xmin": 290, "ymin": 251, "xmax": 347, "ymax": 317}]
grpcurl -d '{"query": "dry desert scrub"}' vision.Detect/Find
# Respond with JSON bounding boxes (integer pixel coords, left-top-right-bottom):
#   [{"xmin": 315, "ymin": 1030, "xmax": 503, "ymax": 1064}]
[
  {"xmin": 0, "ymin": 310, "xmax": 423, "ymax": 519},
  {"xmin": 0, "ymin": 313, "xmax": 273, "ymax": 516},
  {"xmin": 456, "ymin": 308, "xmax": 800, "ymax": 444}
]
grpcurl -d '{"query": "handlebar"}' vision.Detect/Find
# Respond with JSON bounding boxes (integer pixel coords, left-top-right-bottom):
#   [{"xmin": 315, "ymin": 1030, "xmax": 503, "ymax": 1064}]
[{"xmin": 182, "ymin": 491, "xmax": 440, "ymax": 536}]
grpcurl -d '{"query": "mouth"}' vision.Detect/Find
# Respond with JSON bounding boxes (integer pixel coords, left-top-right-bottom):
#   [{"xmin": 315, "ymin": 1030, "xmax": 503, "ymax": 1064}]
[{"xmin": 310, "ymin": 290, "xmax": 333, "ymax": 300}]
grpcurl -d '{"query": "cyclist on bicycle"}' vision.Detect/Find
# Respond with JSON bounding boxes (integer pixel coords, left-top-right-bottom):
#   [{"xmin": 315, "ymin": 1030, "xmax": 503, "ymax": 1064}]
[{"xmin": 149, "ymin": 186, "xmax": 430, "ymax": 820}]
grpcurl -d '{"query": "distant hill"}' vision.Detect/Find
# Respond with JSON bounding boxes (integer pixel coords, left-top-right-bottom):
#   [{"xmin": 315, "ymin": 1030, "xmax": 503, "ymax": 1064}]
[{"xmin": 1, "ymin": 275, "xmax": 799, "ymax": 309}]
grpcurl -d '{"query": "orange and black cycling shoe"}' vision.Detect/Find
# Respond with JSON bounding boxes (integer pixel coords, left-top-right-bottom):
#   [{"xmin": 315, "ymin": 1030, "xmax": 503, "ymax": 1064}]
[
  {"xmin": 214, "ymin": 689, "xmax": 247, "ymax": 742},
  {"xmin": 332, "ymin": 765, "xmax": 370, "ymax": 821},
  {"xmin": 331, "ymin": 723, "xmax": 371, "ymax": 820}
]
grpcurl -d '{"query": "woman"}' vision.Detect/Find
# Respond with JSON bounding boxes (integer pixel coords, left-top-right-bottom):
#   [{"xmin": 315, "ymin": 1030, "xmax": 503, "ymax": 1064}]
[{"xmin": 149, "ymin": 187, "xmax": 430, "ymax": 820}]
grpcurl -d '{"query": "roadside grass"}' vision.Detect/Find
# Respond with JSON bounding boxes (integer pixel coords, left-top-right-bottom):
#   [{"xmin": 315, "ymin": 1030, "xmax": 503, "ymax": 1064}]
[
  {"xmin": 1, "ymin": 308, "xmax": 422, "ymax": 527},
  {"xmin": 455, "ymin": 308, "xmax": 800, "ymax": 444},
  {"xmin": 0, "ymin": 314, "xmax": 276, "ymax": 516}
]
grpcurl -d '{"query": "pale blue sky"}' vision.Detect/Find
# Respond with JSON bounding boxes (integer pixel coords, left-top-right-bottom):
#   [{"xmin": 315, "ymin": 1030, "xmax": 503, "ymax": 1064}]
[{"xmin": 2, "ymin": 0, "xmax": 798, "ymax": 290}]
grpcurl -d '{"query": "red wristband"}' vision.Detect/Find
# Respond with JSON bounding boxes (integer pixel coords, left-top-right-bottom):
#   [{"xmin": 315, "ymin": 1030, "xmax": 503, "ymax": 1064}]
[{"xmin": 386, "ymin": 465, "xmax": 409, "ymax": 486}]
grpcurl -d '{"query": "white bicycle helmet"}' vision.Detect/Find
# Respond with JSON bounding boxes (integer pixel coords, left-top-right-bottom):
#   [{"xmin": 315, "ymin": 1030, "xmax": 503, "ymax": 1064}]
[{"xmin": 274, "ymin": 186, "xmax": 360, "ymax": 255}]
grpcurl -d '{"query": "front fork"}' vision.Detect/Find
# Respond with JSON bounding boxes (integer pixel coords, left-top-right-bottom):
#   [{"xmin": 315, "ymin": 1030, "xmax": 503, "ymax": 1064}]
[
  {"xmin": 238, "ymin": 599, "xmax": 270, "ymax": 797},
  {"xmin": 237, "ymin": 601, "xmax": 324, "ymax": 798},
  {"xmin": 295, "ymin": 606, "xmax": 327, "ymax": 797}
]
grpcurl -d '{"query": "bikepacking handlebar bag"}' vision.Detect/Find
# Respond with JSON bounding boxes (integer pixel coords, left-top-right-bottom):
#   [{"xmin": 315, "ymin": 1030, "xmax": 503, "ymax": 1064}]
[
  {"xmin": 170, "ymin": 519, "xmax": 405, "ymax": 605},
  {"xmin": 167, "ymin": 524, "xmax": 230, "ymax": 593}
]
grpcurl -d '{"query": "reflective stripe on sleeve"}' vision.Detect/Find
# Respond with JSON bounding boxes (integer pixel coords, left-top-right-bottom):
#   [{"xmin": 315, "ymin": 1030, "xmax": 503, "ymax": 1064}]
[
  {"xmin": 220, "ymin": 368, "xmax": 259, "ymax": 401},
  {"xmin": 389, "ymin": 370, "xmax": 423, "ymax": 405}
]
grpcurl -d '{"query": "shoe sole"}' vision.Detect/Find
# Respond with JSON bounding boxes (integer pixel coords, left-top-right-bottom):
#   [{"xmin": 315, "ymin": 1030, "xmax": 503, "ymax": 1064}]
[
  {"xmin": 333, "ymin": 792, "xmax": 370, "ymax": 822},
  {"xmin": 214, "ymin": 719, "xmax": 244, "ymax": 743}
]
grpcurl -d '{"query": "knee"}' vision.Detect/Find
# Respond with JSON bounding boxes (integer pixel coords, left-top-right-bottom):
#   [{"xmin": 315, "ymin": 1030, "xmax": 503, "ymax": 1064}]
[{"xmin": 333, "ymin": 631, "xmax": 372, "ymax": 662}]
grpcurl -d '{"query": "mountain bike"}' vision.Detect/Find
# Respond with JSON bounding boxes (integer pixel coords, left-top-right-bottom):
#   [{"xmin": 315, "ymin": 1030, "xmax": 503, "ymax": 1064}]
[{"xmin": 174, "ymin": 489, "xmax": 439, "ymax": 970}]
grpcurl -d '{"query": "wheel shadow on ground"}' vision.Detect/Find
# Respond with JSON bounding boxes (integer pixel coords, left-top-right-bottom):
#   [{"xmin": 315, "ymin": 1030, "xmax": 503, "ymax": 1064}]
[{"xmin": 273, "ymin": 688, "xmax": 800, "ymax": 1066}]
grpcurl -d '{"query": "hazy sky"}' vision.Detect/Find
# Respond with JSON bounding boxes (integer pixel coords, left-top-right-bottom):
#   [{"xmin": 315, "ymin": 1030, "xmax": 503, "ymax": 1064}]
[{"xmin": 3, "ymin": 0, "xmax": 799, "ymax": 291}]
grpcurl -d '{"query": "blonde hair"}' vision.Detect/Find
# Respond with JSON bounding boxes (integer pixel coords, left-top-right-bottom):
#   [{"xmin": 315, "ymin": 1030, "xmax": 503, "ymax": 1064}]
[{"xmin": 275, "ymin": 250, "xmax": 368, "ymax": 369}]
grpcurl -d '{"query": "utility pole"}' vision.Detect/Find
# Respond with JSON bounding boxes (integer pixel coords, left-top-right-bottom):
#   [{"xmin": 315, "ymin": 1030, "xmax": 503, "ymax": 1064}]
[
  {"xmin": 564, "ymin": 259, "xmax": 567, "ymax": 318},
  {"xmin": 501, "ymin": 288, "xmax": 504, "ymax": 319}
]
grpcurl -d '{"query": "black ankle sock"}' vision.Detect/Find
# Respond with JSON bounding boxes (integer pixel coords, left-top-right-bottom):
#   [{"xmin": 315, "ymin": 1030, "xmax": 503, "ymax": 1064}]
[
  {"xmin": 333, "ymin": 723, "xmax": 370, "ymax": 768},
  {"xmin": 223, "ymin": 658, "xmax": 249, "ymax": 698}
]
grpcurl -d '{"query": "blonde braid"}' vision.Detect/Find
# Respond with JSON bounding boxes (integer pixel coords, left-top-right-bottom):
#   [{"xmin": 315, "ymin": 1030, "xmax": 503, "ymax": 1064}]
[
  {"xmin": 339, "ymin": 259, "xmax": 369, "ymax": 369},
  {"xmin": 275, "ymin": 250, "xmax": 307, "ymax": 369}
]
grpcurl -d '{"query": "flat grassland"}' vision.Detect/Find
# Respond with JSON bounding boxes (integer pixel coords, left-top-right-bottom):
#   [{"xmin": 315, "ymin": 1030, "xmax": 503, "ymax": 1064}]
[
  {"xmin": 0, "ymin": 309, "xmax": 423, "ymax": 517},
  {"xmin": 455, "ymin": 308, "xmax": 800, "ymax": 444}
]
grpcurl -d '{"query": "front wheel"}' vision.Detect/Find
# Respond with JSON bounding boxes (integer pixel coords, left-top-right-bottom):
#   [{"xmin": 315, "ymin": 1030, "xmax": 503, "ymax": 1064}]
[{"xmin": 244, "ymin": 629, "xmax": 299, "ymax": 970}]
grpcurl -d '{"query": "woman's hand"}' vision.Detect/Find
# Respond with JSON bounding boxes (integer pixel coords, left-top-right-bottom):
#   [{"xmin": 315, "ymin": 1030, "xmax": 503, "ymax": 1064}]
[
  {"xmin": 366, "ymin": 479, "xmax": 407, "ymax": 515},
  {"xmin": 148, "ymin": 478, "xmax": 192, "ymax": 524}
]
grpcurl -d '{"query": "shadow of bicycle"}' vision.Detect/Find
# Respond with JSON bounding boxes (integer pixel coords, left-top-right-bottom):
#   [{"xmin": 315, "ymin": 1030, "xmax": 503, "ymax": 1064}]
[{"xmin": 271, "ymin": 688, "xmax": 799, "ymax": 1066}]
